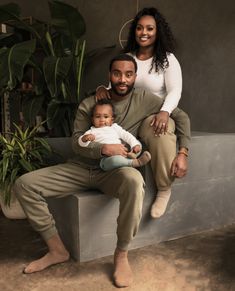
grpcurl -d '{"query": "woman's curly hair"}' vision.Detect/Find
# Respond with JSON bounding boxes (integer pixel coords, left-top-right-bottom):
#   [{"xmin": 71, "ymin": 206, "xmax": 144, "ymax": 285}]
[{"xmin": 123, "ymin": 7, "xmax": 176, "ymax": 73}]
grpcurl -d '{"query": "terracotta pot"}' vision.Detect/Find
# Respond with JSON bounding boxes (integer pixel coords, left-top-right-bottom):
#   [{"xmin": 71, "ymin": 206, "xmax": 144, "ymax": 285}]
[{"xmin": 0, "ymin": 191, "xmax": 26, "ymax": 219}]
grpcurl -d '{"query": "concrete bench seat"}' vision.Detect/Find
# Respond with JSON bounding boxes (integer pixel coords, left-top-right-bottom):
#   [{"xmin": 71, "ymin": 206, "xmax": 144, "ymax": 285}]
[{"xmin": 46, "ymin": 132, "xmax": 235, "ymax": 262}]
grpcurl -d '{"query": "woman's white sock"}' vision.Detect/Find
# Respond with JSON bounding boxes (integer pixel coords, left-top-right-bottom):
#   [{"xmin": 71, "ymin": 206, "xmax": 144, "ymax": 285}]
[{"xmin": 150, "ymin": 189, "xmax": 171, "ymax": 218}]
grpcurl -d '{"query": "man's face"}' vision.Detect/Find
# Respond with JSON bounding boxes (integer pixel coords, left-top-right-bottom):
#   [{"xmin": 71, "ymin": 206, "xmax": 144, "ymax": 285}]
[{"xmin": 109, "ymin": 60, "xmax": 136, "ymax": 97}]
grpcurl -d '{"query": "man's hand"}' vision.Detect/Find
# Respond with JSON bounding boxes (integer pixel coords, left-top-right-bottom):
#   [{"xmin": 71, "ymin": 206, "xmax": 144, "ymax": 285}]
[
  {"xmin": 82, "ymin": 134, "xmax": 95, "ymax": 142},
  {"xmin": 101, "ymin": 144, "xmax": 128, "ymax": 157},
  {"xmin": 170, "ymin": 152, "xmax": 188, "ymax": 178},
  {"xmin": 150, "ymin": 111, "xmax": 169, "ymax": 136}
]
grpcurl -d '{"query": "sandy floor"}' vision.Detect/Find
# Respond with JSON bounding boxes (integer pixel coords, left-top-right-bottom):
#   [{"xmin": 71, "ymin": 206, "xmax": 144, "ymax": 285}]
[{"xmin": 1, "ymin": 211, "xmax": 235, "ymax": 291}]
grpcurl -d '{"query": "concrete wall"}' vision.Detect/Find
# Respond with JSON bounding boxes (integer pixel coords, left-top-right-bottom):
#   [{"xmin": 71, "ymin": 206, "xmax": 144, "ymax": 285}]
[{"xmin": 0, "ymin": 0, "xmax": 235, "ymax": 132}]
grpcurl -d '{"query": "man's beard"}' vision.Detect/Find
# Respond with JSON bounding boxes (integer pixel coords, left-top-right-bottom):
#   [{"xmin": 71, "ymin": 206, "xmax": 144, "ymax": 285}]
[{"xmin": 110, "ymin": 81, "xmax": 134, "ymax": 97}]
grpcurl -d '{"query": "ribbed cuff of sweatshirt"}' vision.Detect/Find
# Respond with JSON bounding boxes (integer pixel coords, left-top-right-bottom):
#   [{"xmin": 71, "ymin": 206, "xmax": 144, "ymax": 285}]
[
  {"xmin": 73, "ymin": 140, "xmax": 104, "ymax": 160},
  {"xmin": 178, "ymin": 136, "xmax": 190, "ymax": 150},
  {"xmin": 89, "ymin": 143, "xmax": 104, "ymax": 159}
]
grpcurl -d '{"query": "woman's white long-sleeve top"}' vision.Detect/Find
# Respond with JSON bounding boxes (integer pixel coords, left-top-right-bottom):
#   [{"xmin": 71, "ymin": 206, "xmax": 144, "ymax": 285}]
[{"xmin": 131, "ymin": 53, "xmax": 182, "ymax": 114}]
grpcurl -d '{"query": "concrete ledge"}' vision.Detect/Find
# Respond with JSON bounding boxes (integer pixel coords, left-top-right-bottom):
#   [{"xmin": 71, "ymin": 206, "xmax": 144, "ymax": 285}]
[{"xmin": 47, "ymin": 132, "xmax": 235, "ymax": 262}]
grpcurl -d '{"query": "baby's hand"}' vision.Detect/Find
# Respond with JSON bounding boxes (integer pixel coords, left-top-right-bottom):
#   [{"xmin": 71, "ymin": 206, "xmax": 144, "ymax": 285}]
[
  {"xmin": 132, "ymin": 145, "xmax": 141, "ymax": 154},
  {"xmin": 82, "ymin": 134, "xmax": 95, "ymax": 142}
]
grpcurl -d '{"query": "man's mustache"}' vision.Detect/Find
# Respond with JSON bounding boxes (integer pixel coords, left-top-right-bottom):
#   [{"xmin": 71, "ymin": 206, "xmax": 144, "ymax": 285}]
[{"xmin": 116, "ymin": 82, "xmax": 128, "ymax": 86}]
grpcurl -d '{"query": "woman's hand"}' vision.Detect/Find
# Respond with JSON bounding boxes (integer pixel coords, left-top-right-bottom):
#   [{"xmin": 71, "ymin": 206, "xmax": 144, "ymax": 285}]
[
  {"xmin": 170, "ymin": 148, "xmax": 188, "ymax": 177},
  {"xmin": 95, "ymin": 86, "xmax": 111, "ymax": 101},
  {"xmin": 150, "ymin": 111, "xmax": 169, "ymax": 136}
]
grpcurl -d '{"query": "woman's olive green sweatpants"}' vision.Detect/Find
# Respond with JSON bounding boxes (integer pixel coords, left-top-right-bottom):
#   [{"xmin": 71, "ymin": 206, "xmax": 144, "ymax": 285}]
[{"xmin": 139, "ymin": 116, "xmax": 176, "ymax": 190}]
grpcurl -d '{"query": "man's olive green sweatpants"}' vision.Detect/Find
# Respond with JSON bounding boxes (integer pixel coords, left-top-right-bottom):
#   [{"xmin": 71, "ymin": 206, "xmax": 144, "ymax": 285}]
[{"xmin": 14, "ymin": 163, "xmax": 145, "ymax": 251}]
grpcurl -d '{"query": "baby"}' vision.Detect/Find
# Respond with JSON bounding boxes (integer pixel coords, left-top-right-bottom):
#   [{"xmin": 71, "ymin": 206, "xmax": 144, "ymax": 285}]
[{"xmin": 78, "ymin": 99, "xmax": 151, "ymax": 171}]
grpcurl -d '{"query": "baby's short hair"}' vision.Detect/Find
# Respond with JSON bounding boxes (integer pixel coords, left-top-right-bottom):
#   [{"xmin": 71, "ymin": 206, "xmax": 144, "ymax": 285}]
[{"xmin": 92, "ymin": 99, "xmax": 116, "ymax": 118}]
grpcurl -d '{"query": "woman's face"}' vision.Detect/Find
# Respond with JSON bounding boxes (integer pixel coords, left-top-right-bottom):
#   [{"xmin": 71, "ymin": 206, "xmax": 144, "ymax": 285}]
[{"xmin": 135, "ymin": 15, "xmax": 157, "ymax": 48}]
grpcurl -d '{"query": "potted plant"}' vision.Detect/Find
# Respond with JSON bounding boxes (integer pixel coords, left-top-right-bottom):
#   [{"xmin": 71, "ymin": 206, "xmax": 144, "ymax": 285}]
[
  {"xmin": 0, "ymin": 1, "xmax": 86, "ymax": 136},
  {"xmin": 0, "ymin": 123, "xmax": 52, "ymax": 219}
]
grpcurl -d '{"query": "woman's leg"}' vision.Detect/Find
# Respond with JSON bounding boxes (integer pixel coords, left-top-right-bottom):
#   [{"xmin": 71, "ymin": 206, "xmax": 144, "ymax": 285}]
[{"xmin": 139, "ymin": 116, "xmax": 176, "ymax": 217}]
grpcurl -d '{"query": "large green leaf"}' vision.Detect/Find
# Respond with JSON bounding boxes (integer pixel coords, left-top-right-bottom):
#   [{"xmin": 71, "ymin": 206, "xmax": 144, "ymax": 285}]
[
  {"xmin": 0, "ymin": 32, "xmax": 20, "ymax": 48},
  {"xmin": 0, "ymin": 47, "xmax": 10, "ymax": 88},
  {"xmin": 0, "ymin": 1, "xmax": 88, "ymax": 138},
  {"xmin": 75, "ymin": 39, "xmax": 86, "ymax": 102},
  {"xmin": 8, "ymin": 39, "xmax": 36, "ymax": 89},
  {"xmin": 0, "ymin": 33, "xmax": 13, "ymax": 40},
  {"xmin": 0, "ymin": 3, "xmax": 50, "ymax": 57},
  {"xmin": 43, "ymin": 55, "xmax": 73, "ymax": 98},
  {"xmin": 52, "ymin": 33, "xmax": 72, "ymax": 56},
  {"xmin": 25, "ymin": 60, "xmax": 47, "ymax": 95},
  {"xmin": 48, "ymin": 0, "xmax": 86, "ymax": 39},
  {"xmin": 47, "ymin": 99, "xmax": 76, "ymax": 136},
  {"xmin": 47, "ymin": 99, "xmax": 66, "ymax": 128},
  {"xmin": 0, "ymin": 39, "xmax": 36, "ymax": 90},
  {"xmin": 0, "ymin": 3, "xmax": 41, "ymax": 41},
  {"xmin": 22, "ymin": 93, "xmax": 45, "ymax": 126},
  {"xmin": 0, "ymin": 3, "xmax": 20, "ymax": 22}
]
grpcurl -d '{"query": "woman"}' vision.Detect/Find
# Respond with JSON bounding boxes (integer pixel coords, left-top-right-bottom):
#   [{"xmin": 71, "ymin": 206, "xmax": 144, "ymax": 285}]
[
  {"xmin": 96, "ymin": 7, "xmax": 187, "ymax": 218},
  {"xmin": 124, "ymin": 7, "xmax": 182, "ymax": 129}
]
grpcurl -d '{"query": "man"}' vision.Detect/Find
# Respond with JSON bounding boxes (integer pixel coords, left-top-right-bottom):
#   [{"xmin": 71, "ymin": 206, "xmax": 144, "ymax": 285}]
[{"xmin": 14, "ymin": 54, "xmax": 190, "ymax": 287}]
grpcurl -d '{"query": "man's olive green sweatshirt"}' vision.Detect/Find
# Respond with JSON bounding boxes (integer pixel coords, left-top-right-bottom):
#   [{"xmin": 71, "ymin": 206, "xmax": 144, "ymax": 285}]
[{"xmin": 72, "ymin": 88, "xmax": 191, "ymax": 168}]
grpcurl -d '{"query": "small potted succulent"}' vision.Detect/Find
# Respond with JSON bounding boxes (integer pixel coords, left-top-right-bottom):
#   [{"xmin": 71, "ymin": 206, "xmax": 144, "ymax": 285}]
[{"xmin": 0, "ymin": 123, "xmax": 52, "ymax": 219}]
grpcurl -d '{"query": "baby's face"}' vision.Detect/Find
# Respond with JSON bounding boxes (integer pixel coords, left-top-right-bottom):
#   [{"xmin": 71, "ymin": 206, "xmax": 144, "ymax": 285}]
[{"xmin": 92, "ymin": 104, "xmax": 114, "ymax": 128}]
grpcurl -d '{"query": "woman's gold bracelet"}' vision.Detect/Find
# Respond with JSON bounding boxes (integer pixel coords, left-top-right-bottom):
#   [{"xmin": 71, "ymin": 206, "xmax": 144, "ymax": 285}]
[{"xmin": 178, "ymin": 151, "xmax": 188, "ymax": 157}]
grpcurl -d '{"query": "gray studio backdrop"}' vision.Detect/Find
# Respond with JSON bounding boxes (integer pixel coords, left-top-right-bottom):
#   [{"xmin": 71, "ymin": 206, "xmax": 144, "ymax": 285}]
[{"xmin": 1, "ymin": 0, "xmax": 234, "ymax": 133}]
